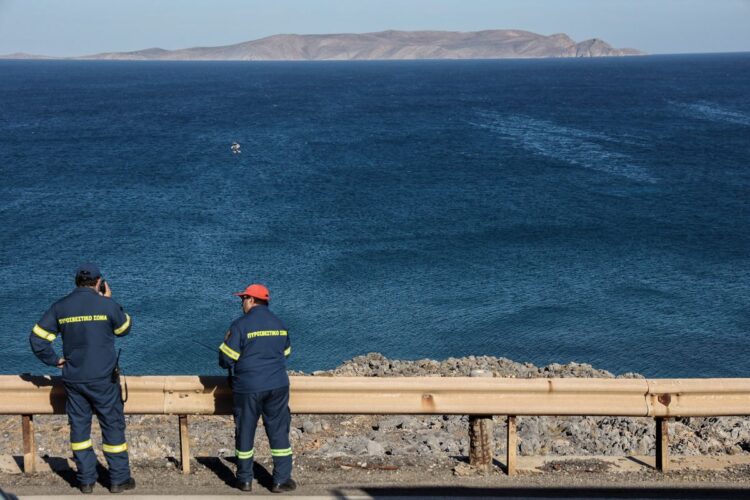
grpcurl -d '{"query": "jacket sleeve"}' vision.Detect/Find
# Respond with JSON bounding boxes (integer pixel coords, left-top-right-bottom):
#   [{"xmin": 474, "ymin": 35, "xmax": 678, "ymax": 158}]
[
  {"xmin": 109, "ymin": 300, "xmax": 132, "ymax": 337},
  {"xmin": 218, "ymin": 325, "xmax": 242, "ymax": 368},
  {"xmin": 29, "ymin": 305, "xmax": 60, "ymax": 367},
  {"xmin": 284, "ymin": 331, "xmax": 291, "ymax": 358}
]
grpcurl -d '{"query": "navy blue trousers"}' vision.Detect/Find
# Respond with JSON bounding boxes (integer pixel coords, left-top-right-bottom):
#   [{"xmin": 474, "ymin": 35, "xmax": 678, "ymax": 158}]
[
  {"xmin": 233, "ymin": 386, "xmax": 292, "ymax": 484},
  {"xmin": 64, "ymin": 379, "xmax": 131, "ymax": 485}
]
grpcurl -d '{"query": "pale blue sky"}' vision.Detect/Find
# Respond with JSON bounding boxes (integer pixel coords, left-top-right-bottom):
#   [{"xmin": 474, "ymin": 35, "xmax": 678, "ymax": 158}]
[{"xmin": 0, "ymin": 0, "xmax": 748, "ymax": 56}]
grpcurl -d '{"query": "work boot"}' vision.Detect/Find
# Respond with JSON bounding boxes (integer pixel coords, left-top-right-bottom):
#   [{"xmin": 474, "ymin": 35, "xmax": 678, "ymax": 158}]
[
  {"xmin": 271, "ymin": 478, "xmax": 297, "ymax": 493},
  {"xmin": 110, "ymin": 477, "xmax": 136, "ymax": 494},
  {"xmin": 236, "ymin": 480, "xmax": 253, "ymax": 492},
  {"xmin": 78, "ymin": 482, "xmax": 95, "ymax": 494}
]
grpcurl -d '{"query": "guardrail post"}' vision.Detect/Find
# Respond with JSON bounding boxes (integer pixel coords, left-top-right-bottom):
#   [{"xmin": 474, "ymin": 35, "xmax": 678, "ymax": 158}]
[
  {"xmin": 179, "ymin": 415, "xmax": 190, "ymax": 474},
  {"xmin": 22, "ymin": 414, "xmax": 36, "ymax": 473},
  {"xmin": 506, "ymin": 415, "xmax": 517, "ymax": 476},
  {"xmin": 656, "ymin": 417, "xmax": 669, "ymax": 472},
  {"xmin": 468, "ymin": 370, "xmax": 493, "ymax": 471}
]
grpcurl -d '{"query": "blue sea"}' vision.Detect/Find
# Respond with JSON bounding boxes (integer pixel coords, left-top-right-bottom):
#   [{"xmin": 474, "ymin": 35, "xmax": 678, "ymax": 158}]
[{"xmin": 1, "ymin": 54, "xmax": 749, "ymax": 378}]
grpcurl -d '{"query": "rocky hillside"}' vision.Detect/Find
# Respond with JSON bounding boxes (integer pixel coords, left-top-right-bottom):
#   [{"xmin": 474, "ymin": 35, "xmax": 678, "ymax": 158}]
[
  {"xmin": 77, "ymin": 29, "xmax": 643, "ymax": 61},
  {"xmin": 0, "ymin": 52, "xmax": 54, "ymax": 60}
]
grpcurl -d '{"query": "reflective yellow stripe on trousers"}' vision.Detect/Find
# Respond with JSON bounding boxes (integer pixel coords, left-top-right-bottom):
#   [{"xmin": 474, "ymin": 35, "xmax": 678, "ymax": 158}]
[
  {"xmin": 71, "ymin": 439, "xmax": 93, "ymax": 451},
  {"xmin": 270, "ymin": 447, "xmax": 292, "ymax": 457},
  {"xmin": 235, "ymin": 448, "xmax": 254, "ymax": 460},
  {"xmin": 102, "ymin": 442, "xmax": 128, "ymax": 453}
]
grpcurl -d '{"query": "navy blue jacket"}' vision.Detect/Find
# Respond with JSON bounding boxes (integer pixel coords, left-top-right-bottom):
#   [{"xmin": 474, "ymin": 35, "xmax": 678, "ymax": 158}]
[
  {"xmin": 219, "ymin": 304, "xmax": 291, "ymax": 393},
  {"xmin": 30, "ymin": 287, "xmax": 132, "ymax": 382}
]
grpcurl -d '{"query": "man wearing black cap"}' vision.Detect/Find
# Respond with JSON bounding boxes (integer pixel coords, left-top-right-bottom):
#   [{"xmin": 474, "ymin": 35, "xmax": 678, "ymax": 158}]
[
  {"xmin": 30, "ymin": 263, "xmax": 135, "ymax": 494},
  {"xmin": 219, "ymin": 283, "xmax": 296, "ymax": 493}
]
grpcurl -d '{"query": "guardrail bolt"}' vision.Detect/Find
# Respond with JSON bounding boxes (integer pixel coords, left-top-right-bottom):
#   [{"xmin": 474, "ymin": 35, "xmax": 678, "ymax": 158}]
[{"xmin": 468, "ymin": 369, "xmax": 493, "ymax": 472}]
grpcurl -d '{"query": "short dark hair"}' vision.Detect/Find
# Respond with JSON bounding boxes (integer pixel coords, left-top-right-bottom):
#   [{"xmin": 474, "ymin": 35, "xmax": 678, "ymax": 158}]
[
  {"xmin": 243, "ymin": 296, "xmax": 268, "ymax": 306},
  {"xmin": 75, "ymin": 275, "xmax": 99, "ymax": 287}
]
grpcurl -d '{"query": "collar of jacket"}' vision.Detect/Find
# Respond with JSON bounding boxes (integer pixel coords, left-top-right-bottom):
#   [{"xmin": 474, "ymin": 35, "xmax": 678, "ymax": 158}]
[{"xmin": 245, "ymin": 304, "xmax": 268, "ymax": 315}]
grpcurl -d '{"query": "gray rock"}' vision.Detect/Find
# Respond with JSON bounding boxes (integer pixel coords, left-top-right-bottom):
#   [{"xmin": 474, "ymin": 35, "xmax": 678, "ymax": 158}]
[
  {"xmin": 348, "ymin": 437, "xmax": 370, "ymax": 455},
  {"xmin": 367, "ymin": 440, "xmax": 385, "ymax": 456},
  {"xmin": 424, "ymin": 436, "xmax": 441, "ymax": 451},
  {"xmin": 401, "ymin": 417, "xmax": 422, "ymax": 430},
  {"xmin": 376, "ymin": 417, "xmax": 404, "ymax": 431},
  {"xmin": 519, "ymin": 438, "xmax": 540, "ymax": 456}
]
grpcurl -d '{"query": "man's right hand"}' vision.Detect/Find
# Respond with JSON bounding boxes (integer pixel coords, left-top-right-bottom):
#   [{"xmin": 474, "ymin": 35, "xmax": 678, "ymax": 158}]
[
  {"xmin": 101, "ymin": 281, "xmax": 112, "ymax": 298},
  {"xmin": 56, "ymin": 358, "xmax": 66, "ymax": 368}
]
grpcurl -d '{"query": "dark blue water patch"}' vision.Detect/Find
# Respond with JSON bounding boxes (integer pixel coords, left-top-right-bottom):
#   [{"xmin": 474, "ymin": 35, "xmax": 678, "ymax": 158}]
[{"xmin": 1, "ymin": 55, "xmax": 749, "ymax": 378}]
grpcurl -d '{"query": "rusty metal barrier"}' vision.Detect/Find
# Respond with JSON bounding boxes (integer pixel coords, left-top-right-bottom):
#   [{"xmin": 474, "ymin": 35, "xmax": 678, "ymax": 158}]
[{"xmin": 2, "ymin": 375, "xmax": 750, "ymax": 475}]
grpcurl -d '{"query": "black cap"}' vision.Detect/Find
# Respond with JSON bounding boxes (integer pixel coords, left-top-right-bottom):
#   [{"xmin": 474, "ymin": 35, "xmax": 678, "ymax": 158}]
[{"xmin": 75, "ymin": 263, "xmax": 101, "ymax": 279}]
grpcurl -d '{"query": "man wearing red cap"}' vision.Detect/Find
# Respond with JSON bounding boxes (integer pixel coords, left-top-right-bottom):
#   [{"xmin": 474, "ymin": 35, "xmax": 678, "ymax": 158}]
[{"xmin": 218, "ymin": 284, "xmax": 296, "ymax": 493}]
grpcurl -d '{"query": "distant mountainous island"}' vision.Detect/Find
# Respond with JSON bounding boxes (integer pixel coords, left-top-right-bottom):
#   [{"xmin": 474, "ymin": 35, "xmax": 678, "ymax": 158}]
[{"xmin": 2, "ymin": 29, "xmax": 644, "ymax": 61}]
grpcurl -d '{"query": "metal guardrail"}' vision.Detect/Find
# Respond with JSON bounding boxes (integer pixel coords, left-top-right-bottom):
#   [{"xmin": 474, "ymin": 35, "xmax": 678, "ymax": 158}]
[{"xmin": 3, "ymin": 375, "xmax": 750, "ymax": 476}]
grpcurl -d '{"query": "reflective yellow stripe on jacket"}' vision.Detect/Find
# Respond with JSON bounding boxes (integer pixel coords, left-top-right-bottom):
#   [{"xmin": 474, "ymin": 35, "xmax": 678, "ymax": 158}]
[
  {"xmin": 114, "ymin": 314, "xmax": 131, "ymax": 335},
  {"xmin": 284, "ymin": 346, "xmax": 291, "ymax": 357},
  {"xmin": 219, "ymin": 342, "xmax": 240, "ymax": 361},
  {"xmin": 32, "ymin": 324, "xmax": 56, "ymax": 342}
]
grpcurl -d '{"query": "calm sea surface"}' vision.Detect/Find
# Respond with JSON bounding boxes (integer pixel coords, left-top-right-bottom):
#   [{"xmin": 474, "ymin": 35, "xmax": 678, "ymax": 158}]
[{"xmin": 1, "ymin": 54, "xmax": 748, "ymax": 377}]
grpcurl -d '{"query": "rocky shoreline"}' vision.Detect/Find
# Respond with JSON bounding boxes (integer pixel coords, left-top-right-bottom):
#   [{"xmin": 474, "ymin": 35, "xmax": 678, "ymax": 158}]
[{"xmin": 2, "ymin": 353, "xmax": 749, "ymax": 464}]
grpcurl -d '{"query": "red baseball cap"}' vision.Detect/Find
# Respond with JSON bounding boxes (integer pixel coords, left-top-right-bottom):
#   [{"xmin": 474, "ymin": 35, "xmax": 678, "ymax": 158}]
[{"xmin": 234, "ymin": 284, "xmax": 270, "ymax": 301}]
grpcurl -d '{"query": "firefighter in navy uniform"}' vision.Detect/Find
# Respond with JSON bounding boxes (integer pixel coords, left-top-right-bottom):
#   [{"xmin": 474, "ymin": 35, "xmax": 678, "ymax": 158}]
[
  {"xmin": 219, "ymin": 284, "xmax": 296, "ymax": 493},
  {"xmin": 29, "ymin": 263, "xmax": 135, "ymax": 494}
]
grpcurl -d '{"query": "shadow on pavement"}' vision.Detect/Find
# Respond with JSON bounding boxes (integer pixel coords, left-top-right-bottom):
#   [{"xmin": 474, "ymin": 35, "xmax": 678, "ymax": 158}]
[
  {"xmin": 336, "ymin": 485, "xmax": 750, "ymax": 499},
  {"xmin": 252, "ymin": 461, "xmax": 274, "ymax": 490},
  {"xmin": 40, "ymin": 456, "xmax": 76, "ymax": 487},
  {"xmin": 625, "ymin": 456, "xmax": 655, "ymax": 469},
  {"xmin": 36, "ymin": 455, "xmax": 109, "ymax": 490},
  {"xmin": 195, "ymin": 456, "xmax": 274, "ymax": 491},
  {"xmin": 196, "ymin": 457, "xmax": 235, "ymax": 487}
]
